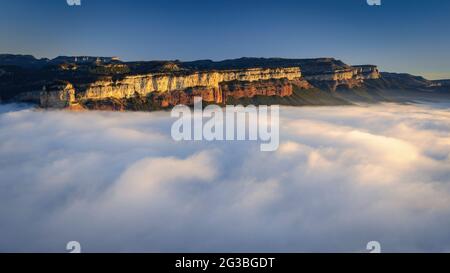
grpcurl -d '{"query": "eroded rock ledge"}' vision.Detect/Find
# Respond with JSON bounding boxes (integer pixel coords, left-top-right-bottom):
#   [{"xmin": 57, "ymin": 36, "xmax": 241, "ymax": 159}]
[{"xmin": 0, "ymin": 55, "xmax": 397, "ymax": 110}]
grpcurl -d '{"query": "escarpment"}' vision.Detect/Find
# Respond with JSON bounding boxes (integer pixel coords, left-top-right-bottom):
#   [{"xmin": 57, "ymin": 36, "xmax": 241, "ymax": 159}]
[
  {"xmin": 146, "ymin": 78, "xmax": 312, "ymax": 108},
  {"xmin": 40, "ymin": 82, "xmax": 76, "ymax": 108},
  {"xmin": 4, "ymin": 55, "xmax": 445, "ymax": 110},
  {"xmin": 80, "ymin": 67, "xmax": 302, "ymax": 100}
]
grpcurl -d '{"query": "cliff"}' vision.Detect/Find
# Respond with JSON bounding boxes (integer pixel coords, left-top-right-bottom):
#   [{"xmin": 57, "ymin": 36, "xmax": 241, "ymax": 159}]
[
  {"xmin": 1, "ymin": 55, "xmax": 446, "ymax": 110},
  {"xmin": 80, "ymin": 67, "xmax": 301, "ymax": 100},
  {"xmin": 148, "ymin": 78, "xmax": 311, "ymax": 108}
]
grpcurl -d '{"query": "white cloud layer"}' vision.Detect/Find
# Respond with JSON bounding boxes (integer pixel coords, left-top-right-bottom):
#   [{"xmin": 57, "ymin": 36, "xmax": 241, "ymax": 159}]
[{"xmin": 0, "ymin": 102, "xmax": 450, "ymax": 252}]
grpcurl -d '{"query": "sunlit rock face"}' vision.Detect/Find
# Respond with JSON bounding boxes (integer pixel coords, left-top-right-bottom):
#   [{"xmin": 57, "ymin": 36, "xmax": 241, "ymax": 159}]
[
  {"xmin": 303, "ymin": 65, "xmax": 380, "ymax": 82},
  {"xmin": 6, "ymin": 54, "xmax": 445, "ymax": 111},
  {"xmin": 40, "ymin": 82, "xmax": 76, "ymax": 108},
  {"xmin": 221, "ymin": 78, "xmax": 310, "ymax": 100},
  {"xmin": 37, "ymin": 63, "xmax": 378, "ymax": 109},
  {"xmin": 304, "ymin": 65, "xmax": 381, "ymax": 91},
  {"xmin": 38, "ymin": 67, "xmax": 303, "ymax": 109},
  {"xmin": 81, "ymin": 67, "xmax": 302, "ymax": 100},
  {"xmin": 353, "ymin": 65, "xmax": 380, "ymax": 80},
  {"xmin": 146, "ymin": 78, "xmax": 312, "ymax": 108},
  {"xmin": 150, "ymin": 86, "xmax": 223, "ymax": 108}
]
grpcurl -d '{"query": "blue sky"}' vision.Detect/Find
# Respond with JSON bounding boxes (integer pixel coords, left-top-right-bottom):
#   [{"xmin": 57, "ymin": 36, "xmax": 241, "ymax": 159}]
[{"xmin": 0, "ymin": 0, "xmax": 449, "ymax": 79}]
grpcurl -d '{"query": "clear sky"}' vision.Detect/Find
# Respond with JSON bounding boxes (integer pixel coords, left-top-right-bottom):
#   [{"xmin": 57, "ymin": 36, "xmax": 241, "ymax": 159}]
[{"xmin": 0, "ymin": 0, "xmax": 449, "ymax": 79}]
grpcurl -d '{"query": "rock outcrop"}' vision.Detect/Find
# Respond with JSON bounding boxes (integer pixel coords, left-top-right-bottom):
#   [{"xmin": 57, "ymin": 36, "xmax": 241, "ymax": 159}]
[
  {"xmin": 40, "ymin": 82, "xmax": 77, "ymax": 108},
  {"xmin": 147, "ymin": 78, "xmax": 312, "ymax": 108},
  {"xmin": 302, "ymin": 64, "xmax": 380, "ymax": 91},
  {"xmin": 80, "ymin": 67, "xmax": 302, "ymax": 101},
  {"xmin": 6, "ymin": 54, "xmax": 445, "ymax": 111},
  {"xmin": 353, "ymin": 65, "xmax": 380, "ymax": 80}
]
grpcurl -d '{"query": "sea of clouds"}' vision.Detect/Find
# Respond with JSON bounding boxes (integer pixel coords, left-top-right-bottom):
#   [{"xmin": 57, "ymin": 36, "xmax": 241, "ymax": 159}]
[{"xmin": 0, "ymin": 102, "xmax": 450, "ymax": 252}]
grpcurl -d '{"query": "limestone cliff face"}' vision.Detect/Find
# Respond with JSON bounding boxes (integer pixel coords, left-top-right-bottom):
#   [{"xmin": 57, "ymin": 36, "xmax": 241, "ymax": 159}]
[
  {"xmin": 150, "ymin": 87, "xmax": 222, "ymax": 108},
  {"xmin": 303, "ymin": 69, "xmax": 355, "ymax": 81},
  {"xmin": 35, "ymin": 67, "xmax": 302, "ymax": 109},
  {"xmin": 40, "ymin": 83, "xmax": 76, "ymax": 108},
  {"xmin": 148, "ymin": 78, "xmax": 311, "ymax": 108},
  {"xmin": 1, "ymin": 55, "xmax": 387, "ymax": 109},
  {"xmin": 353, "ymin": 65, "xmax": 380, "ymax": 80},
  {"xmin": 80, "ymin": 67, "xmax": 301, "ymax": 101},
  {"xmin": 221, "ymin": 78, "xmax": 308, "ymax": 100},
  {"xmin": 6, "ymin": 55, "xmax": 446, "ymax": 110},
  {"xmin": 304, "ymin": 65, "xmax": 380, "ymax": 91},
  {"xmin": 33, "ymin": 64, "xmax": 380, "ymax": 108},
  {"xmin": 304, "ymin": 66, "xmax": 380, "ymax": 81}
]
